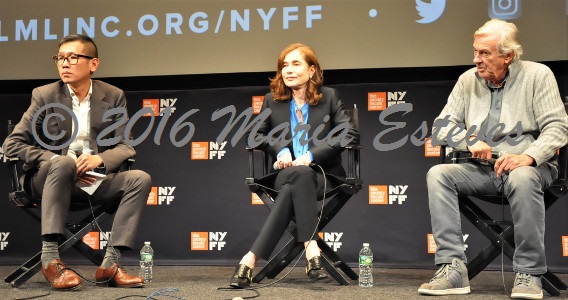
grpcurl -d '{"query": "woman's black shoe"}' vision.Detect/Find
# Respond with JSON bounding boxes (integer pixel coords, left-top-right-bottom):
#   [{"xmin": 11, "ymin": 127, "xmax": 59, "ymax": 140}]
[
  {"xmin": 306, "ymin": 256, "xmax": 328, "ymax": 281},
  {"xmin": 229, "ymin": 264, "xmax": 252, "ymax": 289}
]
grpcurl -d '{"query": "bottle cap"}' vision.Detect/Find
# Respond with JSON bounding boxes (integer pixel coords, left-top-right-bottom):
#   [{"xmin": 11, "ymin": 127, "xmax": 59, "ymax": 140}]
[
  {"xmin": 363, "ymin": 243, "xmax": 369, "ymax": 247},
  {"xmin": 144, "ymin": 241, "xmax": 151, "ymax": 245}
]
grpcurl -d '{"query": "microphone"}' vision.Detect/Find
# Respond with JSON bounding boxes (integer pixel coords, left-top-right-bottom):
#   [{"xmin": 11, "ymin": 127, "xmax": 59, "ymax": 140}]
[
  {"xmin": 69, "ymin": 142, "xmax": 83, "ymax": 157},
  {"xmin": 273, "ymin": 161, "xmax": 316, "ymax": 170}
]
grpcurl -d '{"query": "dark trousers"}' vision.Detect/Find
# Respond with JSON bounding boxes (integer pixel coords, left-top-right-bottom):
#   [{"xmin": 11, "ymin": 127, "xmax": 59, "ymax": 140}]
[
  {"xmin": 27, "ymin": 155, "xmax": 151, "ymax": 249},
  {"xmin": 250, "ymin": 165, "xmax": 329, "ymax": 260}
]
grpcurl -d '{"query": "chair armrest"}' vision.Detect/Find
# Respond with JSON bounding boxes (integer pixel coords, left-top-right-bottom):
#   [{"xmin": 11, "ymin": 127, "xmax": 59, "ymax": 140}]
[
  {"xmin": 557, "ymin": 145, "xmax": 568, "ymax": 181},
  {"xmin": 4, "ymin": 156, "xmax": 22, "ymax": 193},
  {"xmin": 344, "ymin": 145, "xmax": 362, "ymax": 182},
  {"xmin": 246, "ymin": 146, "xmax": 270, "ymax": 181}
]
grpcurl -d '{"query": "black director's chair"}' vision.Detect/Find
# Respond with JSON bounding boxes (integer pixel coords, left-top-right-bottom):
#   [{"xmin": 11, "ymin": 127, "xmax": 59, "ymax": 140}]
[
  {"xmin": 3, "ymin": 120, "xmax": 129, "ymax": 288},
  {"xmin": 439, "ymin": 143, "xmax": 568, "ymax": 296},
  {"xmin": 245, "ymin": 106, "xmax": 362, "ymax": 285}
]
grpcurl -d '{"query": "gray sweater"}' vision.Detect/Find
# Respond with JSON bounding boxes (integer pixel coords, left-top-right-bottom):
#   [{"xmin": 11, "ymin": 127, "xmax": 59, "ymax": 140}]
[{"xmin": 433, "ymin": 60, "xmax": 568, "ymax": 167}]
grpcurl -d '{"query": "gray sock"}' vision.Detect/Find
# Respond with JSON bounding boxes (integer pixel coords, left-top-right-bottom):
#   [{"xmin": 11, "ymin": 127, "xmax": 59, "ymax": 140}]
[
  {"xmin": 101, "ymin": 246, "xmax": 121, "ymax": 269},
  {"xmin": 41, "ymin": 241, "xmax": 60, "ymax": 269}
]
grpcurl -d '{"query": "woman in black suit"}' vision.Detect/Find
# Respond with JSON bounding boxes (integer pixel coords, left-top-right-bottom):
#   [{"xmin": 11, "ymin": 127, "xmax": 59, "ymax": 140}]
[{"xmin": 230, "ymin": 43, "xmax": 359, "ymax": 288}]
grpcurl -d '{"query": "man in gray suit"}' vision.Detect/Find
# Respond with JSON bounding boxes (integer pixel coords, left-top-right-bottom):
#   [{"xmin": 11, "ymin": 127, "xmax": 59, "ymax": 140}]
[
  {"xmin": 418, "ymin": 19, "xmax": 568, "ymax": 299},
  {"xmin": 3, "ymin": 35, "xmax": 151, "ymax": 290}
]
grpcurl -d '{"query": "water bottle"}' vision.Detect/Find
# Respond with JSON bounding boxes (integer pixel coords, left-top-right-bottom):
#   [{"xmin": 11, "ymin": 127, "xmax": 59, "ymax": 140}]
[
  {"xmin": 359, "ymin": 243, "xmax": 373, "ymax": 287},
  {"xmin": 139, "ymin": 241, "xmax": 154, "ymax": 283}
]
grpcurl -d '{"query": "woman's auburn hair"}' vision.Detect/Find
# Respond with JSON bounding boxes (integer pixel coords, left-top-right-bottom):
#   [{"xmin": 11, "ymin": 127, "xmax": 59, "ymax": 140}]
[{"xmin": 269, "ymin": 43, "xmax": 323, "ymax": 105}]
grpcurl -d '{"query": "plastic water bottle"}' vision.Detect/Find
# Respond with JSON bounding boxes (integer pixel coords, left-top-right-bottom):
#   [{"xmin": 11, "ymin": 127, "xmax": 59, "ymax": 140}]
[
  {"xmin": 359, "ymin": 243, "xmax": 373, "ymax": 287},
  {"xmin": 139, "ymin": 241, "xmax": 154, "ymax": 283}
]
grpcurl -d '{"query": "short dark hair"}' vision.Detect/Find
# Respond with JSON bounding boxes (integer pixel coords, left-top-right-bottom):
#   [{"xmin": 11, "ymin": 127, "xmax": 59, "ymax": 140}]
[{"xmin": 58, "ymin": 34, "xmax": 98, "ymax": 58}]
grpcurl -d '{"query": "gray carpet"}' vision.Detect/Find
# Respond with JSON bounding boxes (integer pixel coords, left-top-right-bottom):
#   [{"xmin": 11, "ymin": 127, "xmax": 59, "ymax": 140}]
[{"xmin": 1, "ymin": 265, "xmax": 567, "ymax": 300}]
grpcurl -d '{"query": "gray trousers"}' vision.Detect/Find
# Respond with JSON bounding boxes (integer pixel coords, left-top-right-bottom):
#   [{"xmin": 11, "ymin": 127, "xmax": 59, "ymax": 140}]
[
  {"xmin": 427, "ymin": 162, "xmax": 555, "ymax": 275},
  {"xmin": 27, "ymin": 155, "xmax": 151, "ymax": 249}
]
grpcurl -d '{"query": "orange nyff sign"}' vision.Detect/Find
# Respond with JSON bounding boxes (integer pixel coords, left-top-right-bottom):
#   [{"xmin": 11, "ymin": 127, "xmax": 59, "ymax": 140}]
[
  {"xmin": 142, "ymin": 99, "xmax": 160, "ymax": 116},
  {"xmin": 252, "ymin": 96, "xmax": 264, "ymax": 114},
  {"xmin": 191, "ymin": 142, "xmax": 209, "ymax": 160},
  {"xmin": 191, "ymin": 232, "xmax": 209, "ymax": 251},
  {"xmin": 368, "ymin": 92, "xmax": 387, "ymax": 111},
  {"xmin": 368, "ymin": 185, "xmax": 388, "ymax": 204},
  {"xmin": 146, "ymin": 187, "xmax": 158, "ymax": 205}
]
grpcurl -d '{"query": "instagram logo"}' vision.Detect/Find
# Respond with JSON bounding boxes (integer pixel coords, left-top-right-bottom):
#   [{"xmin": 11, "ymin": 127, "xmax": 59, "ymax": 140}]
[{"xmin": 489, "ymin": 0, "xmax": 522, "ymax": 20}]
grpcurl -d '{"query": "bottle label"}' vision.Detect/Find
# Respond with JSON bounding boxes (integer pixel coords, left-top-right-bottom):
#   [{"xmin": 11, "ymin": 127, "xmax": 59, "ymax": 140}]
[
  {"xmin": 359, "ymin": 255, "xmax": 372, "ymax": 265},
  {"xmin": 141, "ymin": 253, "xmax": 153, "ymax": 262}
]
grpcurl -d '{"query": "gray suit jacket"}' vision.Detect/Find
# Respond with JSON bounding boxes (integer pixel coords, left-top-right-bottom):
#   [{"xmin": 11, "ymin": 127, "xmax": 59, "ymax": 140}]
[{"xmin": 3, "ymin": 80, "xmax": 135, "ymax": 173}]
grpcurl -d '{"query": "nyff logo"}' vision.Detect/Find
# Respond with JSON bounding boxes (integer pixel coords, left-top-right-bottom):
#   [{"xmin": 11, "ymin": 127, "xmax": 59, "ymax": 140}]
[
  {"xmin": 82, "ymin": 231, "xmax": 111, "ymax": 250},
  {"xmin": 142, "ymin": 98, "xmax": 177, "ymax": 116},
  {"xmin": 251, "ymin": 193, "xmax": 264, "ymax": 205},
  {"xmin": 319, "ymin": 232, "xmax": 343, "ymax": 251},
  {"xmin": 0, "ymin": 232, "xmax": 9, "ymax": 250},
  {"xmin": 190, "ymin": 232, "xmax": 227, "ymax": 251},
  {"xmin": 368, "ymin": 185, "xmax": 409, "ymax": 205},
  {"xmin": 424, "ymin": 138, "xmax": 441, "ymax": 157},
  {"xmin": 147, "ymin": 186, "xmax": 176, "ymax": 205},
  {"xmin": 252, "ymin": 96, "xmax": 265, "ymax": 114},
  {"xmin": 191, "ymin": 141, "xmax": 227, "ymax": 160},
  {"xmin": 368, "ymin": 91, "xmax": 407, "ymax": 111}
]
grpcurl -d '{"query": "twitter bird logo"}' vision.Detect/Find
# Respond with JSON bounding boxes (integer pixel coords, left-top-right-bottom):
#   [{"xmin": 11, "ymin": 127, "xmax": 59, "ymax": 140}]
[{"xmin": 416, "ymin": 0, "xmax": 446, "ymax": 24}]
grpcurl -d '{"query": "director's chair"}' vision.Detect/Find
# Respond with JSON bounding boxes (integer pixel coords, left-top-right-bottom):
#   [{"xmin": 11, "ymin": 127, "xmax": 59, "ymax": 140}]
[
  {"xmin": 3, "ymin": 120, "xmax": 130, "ymax": 288},
  {"xmin": 439, "ymin": 143, "xmax": 568, "ymax": 296},
  {"xmin": 245, "ymin": 106, "xmax": 362, "ymax": 285}
]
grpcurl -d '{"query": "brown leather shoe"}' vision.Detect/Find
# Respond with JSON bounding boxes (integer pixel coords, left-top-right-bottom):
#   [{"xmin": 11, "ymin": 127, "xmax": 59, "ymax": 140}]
[
  {"xmin": 41, "ymin": 259, "xmax": 83, "ymax": 291},
  {"xmin": 95, "ymin": 263, "xmax": 145, "ymax": 288}
]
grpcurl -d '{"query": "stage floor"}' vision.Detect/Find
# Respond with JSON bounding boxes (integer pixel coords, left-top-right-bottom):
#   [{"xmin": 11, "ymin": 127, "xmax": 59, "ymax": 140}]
[{"xmin": 2, "ymin": 265, "xmax": 567, "ymax": 299}]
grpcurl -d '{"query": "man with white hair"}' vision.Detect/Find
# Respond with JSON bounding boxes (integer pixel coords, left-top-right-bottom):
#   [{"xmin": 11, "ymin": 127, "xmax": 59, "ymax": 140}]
[{"xmin": 418, "ymin": 19, "xmax": 568, "ymax": 299}]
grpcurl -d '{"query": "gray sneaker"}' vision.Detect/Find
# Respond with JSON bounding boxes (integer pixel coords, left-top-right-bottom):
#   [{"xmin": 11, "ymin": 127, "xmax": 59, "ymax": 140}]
[
  {"xmin": 418, "ymin": 258, "xmax": 470, "ymax": 295},
  {"xmin": 511, "ymin": 272, "xmax": 543, "ymax": 299}
]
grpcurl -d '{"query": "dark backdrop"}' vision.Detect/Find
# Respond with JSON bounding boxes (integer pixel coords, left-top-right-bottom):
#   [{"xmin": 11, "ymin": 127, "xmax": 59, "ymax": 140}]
[{"xmin": 0, "ymin": 62, "xmax": 567, "ymax": 271}]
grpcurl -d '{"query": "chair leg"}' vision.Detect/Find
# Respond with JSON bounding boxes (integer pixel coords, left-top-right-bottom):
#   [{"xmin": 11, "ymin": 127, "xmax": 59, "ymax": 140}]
[
  {"xmin": 3, "ymin": 251, "xmax": 42, "ymax": 288},
  {"xmin": 251, "ymin": 190, "xmax": 358, "ymax": 285},
  {"xmin": 317, "ymin": 239, "xmax": 358, "ymax": 280},
  {"xmin": 316, "ymin": 239, "xmax": 350, "ymax": 285},
  {"xmin": 460, "ymin": 196, "xmax": 568, "ymax": 296},
  {"xmin": 3, "ymin": 209, "xmax": 112, "ymax": 287},
  {"xmin": 60, "ymin": 208, "xmax": 112, "ymax": 265},
  {"xmin": 252, "ymin": 236, "xmax": 357, "ymax": 285},
  {"xmin": 541, "ymin": 270, "xmax": 567, "ymax": 297},
  {"xmin": 253, "ymin": 237, "xmax": 303, "ymax": 283}
]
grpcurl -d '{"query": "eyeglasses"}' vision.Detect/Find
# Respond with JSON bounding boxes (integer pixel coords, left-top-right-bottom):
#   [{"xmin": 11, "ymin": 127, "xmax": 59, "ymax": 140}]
[{"xmin": 52, "ymin": 54, "xmax": 94, "ymax": 66}]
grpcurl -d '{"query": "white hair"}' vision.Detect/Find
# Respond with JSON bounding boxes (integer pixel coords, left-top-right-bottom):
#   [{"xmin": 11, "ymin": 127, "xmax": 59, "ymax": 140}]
[{"xmin": 474, "ymin": 19, "xmax": 523, "ymax": 62}]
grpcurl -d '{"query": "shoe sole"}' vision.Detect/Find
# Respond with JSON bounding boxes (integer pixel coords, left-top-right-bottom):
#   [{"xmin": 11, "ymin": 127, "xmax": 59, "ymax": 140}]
[
  {"xmin": 96, "ymin": 280, "xmax": 146, "ymax": 288},
  {"xmin": 53, "ymin": 282, "xmax": 83, "ymax": 291},
  {"xmin": 229, "ymin": 282, "xmax": 249, "ymax": 289},
  {"xmin": 308, "ymin": 273, "xmax": 328, "ymax": 281},
  {"xmin": 510, "ymin": 291, "xmax": 543, "ymax": 300},
  {"xmin": 418, "ymin": 286, "xmax": 471, "ymax": 295}
]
